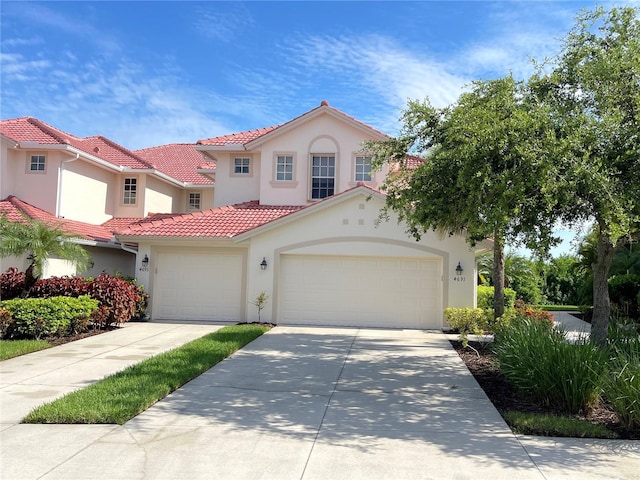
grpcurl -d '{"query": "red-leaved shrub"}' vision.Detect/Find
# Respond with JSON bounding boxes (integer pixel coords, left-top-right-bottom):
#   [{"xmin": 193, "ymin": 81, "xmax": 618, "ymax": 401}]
[
  {"xmin": 30, "ymin": 276, "xmax": 88, "ymax": 298},
  {"xmin": 85, "ymin": 274, "xmax": 138, "ymax": 325},
  {"xmin": 0, "ymin": 267, "xmax": 26, "ymax": 300}
]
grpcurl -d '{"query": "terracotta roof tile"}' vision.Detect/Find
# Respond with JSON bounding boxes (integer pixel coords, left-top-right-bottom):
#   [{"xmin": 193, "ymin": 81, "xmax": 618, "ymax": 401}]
[
  {"xmin": 0, "ymin": 117, "xmax": 152, "ymax": 169},
  {"xmin": 135, "ymin": 144, "xmax": 214, "ymax": 185},
  {"xmin": 0, "ymin": 196, "xmax": 116, "ymax": 243},
  {"xmin": 116, "ymin": 201, "xmax": 304, "ymax": 238},
  {"xmin": 197, "ymin": 126, "xmax": 279, "ymax": 146}
]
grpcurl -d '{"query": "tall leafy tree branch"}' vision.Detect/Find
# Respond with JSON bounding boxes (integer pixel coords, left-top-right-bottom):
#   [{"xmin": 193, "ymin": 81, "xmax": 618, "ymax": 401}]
[
  {"xmin": 367, "ymin": 76, "xmax": 563, "ymax": 317},
  {"xmin": 532, "ymin": 6, "xmax": 640, "ymax": 344}
]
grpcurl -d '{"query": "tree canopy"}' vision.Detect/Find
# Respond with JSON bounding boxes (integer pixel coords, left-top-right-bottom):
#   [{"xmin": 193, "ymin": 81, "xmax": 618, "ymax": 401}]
[
  {"xmin": 369, "ymin": 76, "xmax": 562, "ymax": 316},
  {"xmin": 531, "ymin": 6, "xmax": 640, "ymax": 343}
]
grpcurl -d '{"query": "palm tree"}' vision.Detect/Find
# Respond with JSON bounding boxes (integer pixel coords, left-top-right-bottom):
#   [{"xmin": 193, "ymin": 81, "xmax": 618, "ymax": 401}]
[{"xmin": 0, "ymin": 216, "xmax": 90, "ymax": 295}]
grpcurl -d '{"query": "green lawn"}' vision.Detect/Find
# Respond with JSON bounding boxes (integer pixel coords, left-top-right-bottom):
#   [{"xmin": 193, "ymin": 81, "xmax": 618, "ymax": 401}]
[
  {"xmin": 23, "ymin": 324, "xmax": 270, "ymax": 425},
  {"xmin": 504, "ymin": 411, "xmax": 618, "ymax": 438},
  {"xmin": 0, "ymin": 339, "xmax": 51, "ymax": 360},
  {"xmin": 535, "ymin": 305, "xmax": 580, "ymax": 311}
]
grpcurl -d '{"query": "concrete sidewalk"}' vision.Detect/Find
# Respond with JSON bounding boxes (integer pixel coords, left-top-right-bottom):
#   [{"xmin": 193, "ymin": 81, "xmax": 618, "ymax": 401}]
[{"xmin": 1, "ymin": 323, "xmax": 639, "ymax": 480}]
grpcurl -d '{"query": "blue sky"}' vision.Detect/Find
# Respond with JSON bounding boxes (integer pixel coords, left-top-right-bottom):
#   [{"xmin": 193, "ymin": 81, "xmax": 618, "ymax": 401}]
[{"xmin": 1, "ymin": 1, "xmax": 631, "ymax": 255}]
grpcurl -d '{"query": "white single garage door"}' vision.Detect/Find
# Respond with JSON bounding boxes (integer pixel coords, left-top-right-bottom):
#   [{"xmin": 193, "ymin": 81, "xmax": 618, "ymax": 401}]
[
  {"xmin": 154, "ymin": 252, "xmax": 243, "ymax": 322},
  {"xmin": 279, "ymin": 254, "xmax": 441, "ymax": 329}
]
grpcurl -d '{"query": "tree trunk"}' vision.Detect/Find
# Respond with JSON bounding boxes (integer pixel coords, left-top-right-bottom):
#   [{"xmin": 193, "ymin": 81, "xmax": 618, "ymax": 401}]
[
  {"xmin": 21, "ymin": 263, "xmax": 37, "ymax": 298},
  {"xmin": 591, "ymin": 227, "xmax": 616, "ymax": 346},
  {"xmin": 493, "ymin": 232, "xmax": 506, "ymax": 318}
]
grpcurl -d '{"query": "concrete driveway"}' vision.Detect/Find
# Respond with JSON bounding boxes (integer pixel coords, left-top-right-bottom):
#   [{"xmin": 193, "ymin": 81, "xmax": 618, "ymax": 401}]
[{"xmin": 1, "ymin": 324, "xmax": 639, "ymax": 480}]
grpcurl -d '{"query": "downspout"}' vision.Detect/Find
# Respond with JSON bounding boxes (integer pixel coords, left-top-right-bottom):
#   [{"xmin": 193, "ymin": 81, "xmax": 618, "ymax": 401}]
[
  {"xmin": 56, "ymin": 153, "xmax": 80, "ymax": 218},
  {"xmin": 120, "ymin": 243, "xmax": 138, "ymax": 255}
]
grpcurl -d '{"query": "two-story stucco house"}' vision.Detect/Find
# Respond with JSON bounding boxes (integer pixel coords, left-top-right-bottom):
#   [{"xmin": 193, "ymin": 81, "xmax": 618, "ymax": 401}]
[
  {"xmin": 0, "ymin": 117, "xmax": 214, "ymax": 277},
  {"xmin": 1, "ymin": 101, "xmax": 489, "ymax": 329}
]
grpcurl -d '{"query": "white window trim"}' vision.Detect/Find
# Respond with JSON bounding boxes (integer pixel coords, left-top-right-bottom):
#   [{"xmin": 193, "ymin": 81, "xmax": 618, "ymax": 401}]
[
  {"xmin": 309, "ymin": 153, "xmax": 337, "ymax": 201},
  {"xmin": 26, "ymin": 152, "xmax": 47, "ymax": 174},
  {"xmin": 270, "ymin": 152, "xmax": 298, "ymax": 188},
  {"xmin": 348, "ymin": 153, "xmax": 378, "ymax": 188},
  {"xmin": 231, "ymin": 156, "xmax": 252, "ymax": 177},
  {"xmin": 122, "ymin": 176, "xmax": 138, "ymax": 207},
  {"xmin": 187, "ymin": 191, "xmax": 202, "ymax": 211}
]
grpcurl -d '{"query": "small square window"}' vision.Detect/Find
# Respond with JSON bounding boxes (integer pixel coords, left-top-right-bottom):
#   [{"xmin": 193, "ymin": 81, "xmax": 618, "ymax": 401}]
[
  {"xmin": 30, "ymin": 155, "xmax": 46, "ymax": 172},
  {"xmin": 123, "ymin": 177, "xmax": 137, "ymax": 205},
  {"xmin": 355, "ymin": 156, "xmax": 372, "ymax": 182},
  {"xmin": 276, "ymin": 155, "xmax": 294, "ymax": 181},
  {"xmin": 188, "ymin": 192, "xmax": 201, "ymax": 210},
  {"xmin": 234, "ymin": 157, "xmax": 250, "ymax": 174}
]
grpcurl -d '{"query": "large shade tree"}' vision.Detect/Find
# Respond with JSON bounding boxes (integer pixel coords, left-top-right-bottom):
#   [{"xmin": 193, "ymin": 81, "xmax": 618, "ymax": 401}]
[
  {"xmin": 532, "ymin": 6, "xmax": 640, "ymax": 344},
  {"xmin": 0, "ymin": 216, "xmax": 90, "ymax": 295},
  {"xmin": 368, "ymin": 76, "xmax": 563, "ymax": 317}
]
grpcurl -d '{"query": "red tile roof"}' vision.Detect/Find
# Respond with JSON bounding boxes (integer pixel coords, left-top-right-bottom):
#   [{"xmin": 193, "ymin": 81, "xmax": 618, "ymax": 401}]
[
  {"xmin": 115, "ymin": 201, "xmax": 305, "ymax": 238},
  {"xmin": 0, "ymin": 196, "xmax": 116, "ymax": 243},
  {"xmin": 197, "ymin": 126, "xmax": 279, "ymax": 146},
  {"xmin": 135, "ymin": 144, "xmax": 214, "ymax": 185},
  {"xmin": 0, "ymin": 117, "xmax": 152, "ymax": 169}
]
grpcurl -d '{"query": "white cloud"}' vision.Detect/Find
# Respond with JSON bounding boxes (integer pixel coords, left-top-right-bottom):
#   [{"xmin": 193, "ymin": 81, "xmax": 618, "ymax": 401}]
[{"xmin": 194, "ymin": 4, "xmax": 255, "ymax": 42}]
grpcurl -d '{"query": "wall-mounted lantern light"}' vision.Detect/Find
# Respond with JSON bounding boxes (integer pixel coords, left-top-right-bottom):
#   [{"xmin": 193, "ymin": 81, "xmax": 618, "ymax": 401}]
[
  {"xmin": 89, "ymin": 260, "xmax": 95, "ymax": 269},
  {"xmin": 140, "ymin": 254, "xmax": 149, "ymax": 271},
  {"xmin": 455, "ymin": 262, "xmax": 463, "ymax": 276},
  {"xmin": 260, "ymin": 257, "xmax": 268, "ymax": 270}
]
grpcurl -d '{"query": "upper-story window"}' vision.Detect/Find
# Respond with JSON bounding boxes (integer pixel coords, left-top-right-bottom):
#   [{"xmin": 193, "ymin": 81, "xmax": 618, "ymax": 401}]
[
  {"xmin": 233, "ymin": 157, "xmax": 251, "ymax": 175},
  {"xmin": 29, "ymin": 154, "xmax": 46, "ymax": 173},
  {"xmin": 354, "ymin": 156, "xmax": 372, "ymax": 182},
  {"xmin": 188, "ymin": 192, "xmax": 201, "ymax": 210},
  {"xmin": 123, "ymin": 177, "xmax": 137, "ymax": 205},
  {"xmin": 276, "ymin": 155, "xmax": 294, "ymax": 181},
  {"xmin": 311, "ymin": 154, "xmax": 335, "ymax": 199}
]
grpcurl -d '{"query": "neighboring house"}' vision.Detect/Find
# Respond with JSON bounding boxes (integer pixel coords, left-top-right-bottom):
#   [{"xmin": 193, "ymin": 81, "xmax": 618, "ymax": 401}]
[
  {"xmin": 0, "ymin": 195, "xmax": 133, "ymax": 278},
  {"xmin": 1, "ymin": 102, "xmax": 490, "ymax": 329},
  {"xmin": 0, "ymin": 117, "xmax": 215, "ymax": 278},
  {"xmin": 116, "ymin": 101, "xmax": 491, "ymax": 329}
]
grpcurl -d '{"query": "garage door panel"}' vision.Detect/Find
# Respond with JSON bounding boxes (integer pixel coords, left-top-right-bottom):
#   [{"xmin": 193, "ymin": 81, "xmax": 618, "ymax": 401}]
[
  {"xmin": 280, "ymin": 255, "xmax": 441, "ymax": 329},
  {"xmin": 154, "ymin": 253, "xmax": 243, "ymax": 322}
]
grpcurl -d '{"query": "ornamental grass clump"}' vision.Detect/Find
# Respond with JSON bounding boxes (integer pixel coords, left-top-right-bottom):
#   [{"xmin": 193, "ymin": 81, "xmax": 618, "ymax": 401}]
[
  {"xmin": 604, "ymin": 326, "xmax": 640, "ymax": 430},
  {"xmin": 494, "ymin": 319, "xmax": 608, "ymax": 414}
]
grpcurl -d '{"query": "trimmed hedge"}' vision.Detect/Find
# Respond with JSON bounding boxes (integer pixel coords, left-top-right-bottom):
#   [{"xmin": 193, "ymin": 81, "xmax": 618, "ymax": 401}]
[
  {"xmin": 477, "ymin": 285, "xmax": 516, "ymax": 309},
  {"xmin": 1, "ymin": 295, "xmax": 99, "ymax": 340}
]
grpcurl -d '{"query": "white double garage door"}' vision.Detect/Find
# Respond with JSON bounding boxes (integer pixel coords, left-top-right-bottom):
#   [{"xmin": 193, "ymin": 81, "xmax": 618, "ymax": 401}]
[{"xmin": 154, "ymin": 252, "xmax": 441, "ymax": 329}]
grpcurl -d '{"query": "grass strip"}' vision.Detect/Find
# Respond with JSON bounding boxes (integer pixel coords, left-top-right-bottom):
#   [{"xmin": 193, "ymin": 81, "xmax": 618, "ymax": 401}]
[
  {"xmin": 0, "ymin": 339, "xmax": 51, "ymax": 360},
  {"xmin": 534, "ymin": 305, "xmax": 579, "ymax": 311},
  {"xmin": 504, "ymin": 411, "xmax": 618, "ymax": 439},
  {"xmin": 23, "ymin": 324, "xmax": 270, "ymax": 425}
]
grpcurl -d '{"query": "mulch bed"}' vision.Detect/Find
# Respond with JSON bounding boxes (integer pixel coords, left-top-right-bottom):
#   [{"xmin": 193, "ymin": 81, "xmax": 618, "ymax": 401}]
[{"xmin": 451, "ymin": 339, "xmax": 639, "ymax": 439}]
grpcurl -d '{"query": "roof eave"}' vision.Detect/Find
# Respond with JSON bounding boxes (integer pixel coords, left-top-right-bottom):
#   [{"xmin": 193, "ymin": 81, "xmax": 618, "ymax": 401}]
[{"xmin": 195, "ymin": 144, "xmax": 247, "ymax": 151}]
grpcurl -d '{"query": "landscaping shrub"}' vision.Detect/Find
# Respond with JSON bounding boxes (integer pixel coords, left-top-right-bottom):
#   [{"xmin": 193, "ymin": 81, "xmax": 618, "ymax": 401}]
[
  {"xmin": 29, "ymin": 273, "xmax": 146, "ymax": 326},
  {"xmin": 477, "ymin": 285, "xmax": 516, "ymax": 309},
  {"xmin": 86, "ymin": 274, "xmax": 139, "ymax": 326},
  {"xmin": 444, "ymin": 308, "xmax": 492, "ymax": 347},
  {"xmin": 494, "ymin": 319, "xmax": 608, "ymax": 414},
  {"xmin": 30, "ymin": 275, "xmax": 88, "ymax": 298},
  {"xmin": 0, "ymin": 267, "xmax": 26, "ymax": 300},
  {"xmin": 513, "ymin": 299, "xmax": 554, "ymax": 325},
  {"xmin": 608, "ymin": 274, "xmax": 640, "ymax": 320},
  {"xmin": 0, "ymin": 308, "xmax": 13, "ymax": 339},
  {"xmin": 0, "ymin": 296, "xmax": 99, "ymax": 339}
]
